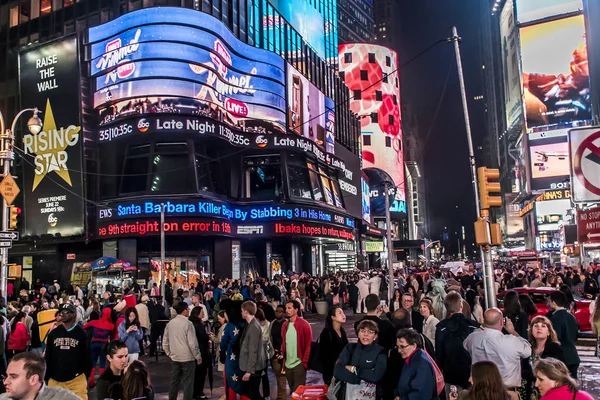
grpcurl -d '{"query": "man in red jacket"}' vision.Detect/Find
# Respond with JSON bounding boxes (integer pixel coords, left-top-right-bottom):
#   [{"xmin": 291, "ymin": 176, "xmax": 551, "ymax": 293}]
[{"xmin": 280, "ymin": 299, "xmax": 312, "ymax": 394}]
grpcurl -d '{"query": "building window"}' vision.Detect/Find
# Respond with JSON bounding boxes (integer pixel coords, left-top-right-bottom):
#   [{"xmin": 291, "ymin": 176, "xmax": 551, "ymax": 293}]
[
  {"xmin": 368, "ymin": 53, "xmax": 376, "ymax": 63},
  {"xmin": 244, "ymin": 154, "xmax": 282, "ymax": 200},
  {"xmin": 150, "ymin": 142, "xmax": 195, "ymax": 193},
  {"xmin": 371, "ymin": 112, "xmax": 378, "ymax": 123},
  {"xmin": 306, "ymin": 162, "xmax": 324, "ymax": 202},
  {"xmin": 344, "ymin": 53, "xmax": 352, "ymax": 63},
  {"xmin": 393, "ymin": 95, "xmax": 397, "ymax": 104},
  {"xmin": 363, "ymin": 135, "xmax": 371, "ymax": 146},
  {"xmin": 382, "ymin": 74, "xmax": 388, "ymax": 83},
  {"xmin": 195, "ymin": 143, "xmax": 226, "ymax": 195},
  {"xmin": 386, "ymin": 56, "xmax": 391, "ymax": 67},
  {"xmin": 360, "ymin": 70, "xmax": 368, "ymax": 81},
  {"xmin": 339, "ymin": 71, "xmax": 345, "ymax": 81},
  {"xmin": 376, "ymin": 90, "xmax": 382, "ymax": 101},
  {"xmin": 121, "ymin": 145, "xmax": 151, "ymax": 194},
  {"xmin": 385, "ymin": 136, "xmax": 391, "ymax": 147},
  {"xmin": 353, "ymin": 90, "xmax": 361, "ymax": 100},
  {"xmin": 389, "ymin": 115, "xmax": 394, "ymax": 125}
]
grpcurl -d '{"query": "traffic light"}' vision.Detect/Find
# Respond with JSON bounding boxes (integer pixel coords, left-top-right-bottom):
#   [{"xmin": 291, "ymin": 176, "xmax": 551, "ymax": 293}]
[
  {"xmin": 477, "ymin": 167, "xmax": 502, "ymax": 210},
  {"xmin": 474, "ymin": 218, "xmax": 491, "ymax": 245},
  {"xmin": 490, "ymin": 223, "xmax": 502, "ymax": 246},
  {"xmin": 8, "ymin": 206, "xmax": 21, "ymax": 230}
]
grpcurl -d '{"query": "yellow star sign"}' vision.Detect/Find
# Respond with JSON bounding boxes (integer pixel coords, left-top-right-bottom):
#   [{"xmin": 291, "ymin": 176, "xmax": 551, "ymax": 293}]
[{"xmin": 24, "ymin": 99, "xmax": 81, "ymax": 191}]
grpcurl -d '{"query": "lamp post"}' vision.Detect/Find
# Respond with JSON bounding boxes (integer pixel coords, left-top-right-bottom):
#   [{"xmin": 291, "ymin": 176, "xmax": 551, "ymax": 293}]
[
  {"xmin": 0, "ymin": 108, "xmax": 42, "ymax": 301},
  {"xmin": 382, "ymin": 180, "xmax": 396, "ymax": 302}
]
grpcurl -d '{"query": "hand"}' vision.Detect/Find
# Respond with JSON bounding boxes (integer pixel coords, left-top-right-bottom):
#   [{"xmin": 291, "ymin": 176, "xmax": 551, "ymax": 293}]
[
  {"xmin": 277, "ymin": 354, "xmax": 284, "ymax": 360},
  {"xmin": 242, "ymin": 372, "xmax": 251, "ymax": 381},
  {"xmin": 209, "ymin": 332, "xmax": 215, "ymax": 337},
  {"xmin": 505, "ymin": 318, "xmax": 517, "ymax": 335},
  {"xmin": 449, "ymin": 393, "xmax": 458, "ymax": 400},
  {"xmin": 345, "ymin": 365, "xmax": 353, "ymax": 372},
  {"xmin": 197, "ymin": 358, "xmax": 202, "ymax": 365}
]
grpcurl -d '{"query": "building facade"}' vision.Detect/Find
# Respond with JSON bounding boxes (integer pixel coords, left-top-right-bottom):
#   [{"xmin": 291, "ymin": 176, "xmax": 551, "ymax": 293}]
[{"xmin": 337, "ymin": 0, "xmax": 374, "ymax": 44}]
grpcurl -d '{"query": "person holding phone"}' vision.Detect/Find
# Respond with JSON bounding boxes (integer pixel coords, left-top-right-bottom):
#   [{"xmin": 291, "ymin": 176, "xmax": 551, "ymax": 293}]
[{"xmin": 118, "ymin": 307, "xmax": 144, "ymax": 363}]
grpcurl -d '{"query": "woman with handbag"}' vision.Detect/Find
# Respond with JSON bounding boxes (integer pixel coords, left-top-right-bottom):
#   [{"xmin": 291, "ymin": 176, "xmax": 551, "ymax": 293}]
[
  {"xmin": 319, "ymin": 306, "xmax": 348, "ymax": 385},
  {"xmin": 331, "ymin": 319, "xmax": 386, "ymax": 400}
]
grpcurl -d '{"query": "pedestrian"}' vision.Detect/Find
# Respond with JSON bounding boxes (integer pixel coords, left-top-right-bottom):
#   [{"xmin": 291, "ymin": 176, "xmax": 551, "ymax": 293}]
[
  {"xmin": 395, "ymin": 328, "xmax": 436, "ymax": 400},
  {"xmin": 533, "ymin": 358, "xmax": 593, "ymax": 400},
  {"xmin": 7, "ymin": 312, "xmax": 29, "ymax": 360},
  {"xmin": 118, "ymin": 307, "xmax": 144, "ymax": 363},
  {"xmin": 450, "ymin": 361, "xmax": 510, "ymax": 400},
  {"xmin": 465, "ymin": 289, "xmax": 484, "ymax": 325},
  {"xmin": 333, "ymin": 319, "xmax": 386, "ymax": 400},
  {"xmin": 529, "ymin": 316, "xmax": 565, "ymax": 364},
  {"xmin": 401, "ymin": 292, "xmax": 424, "ymax": 333},
  {"xmin": 136, "ymin": 295, "xmax": 151, "ymax": 354},
  {"xmin": 319, "ymin": 306, "xmax": 348, "ymax": 386},
  {"xmin": 163, "ymin": 301, "xmax": 202, "ymax": 400},
  {"xmin": 239, "ymin": 300, "xmax": 267, "ymax": 399},
  {"xmin": 209, "ymin": 310, "xmax": 227, "ymax": 372},
  {"xmin": 44, "ymin": 303, "xmax": 91, "ymax": 399},
  {"xmin": 464, "ymin": 308, "xmax": 532, "ymax": 400},
  {"xmin": 191, "ymin": 293, "xmax": 209, "ymax": 323},
  {"xmin": 548, "ymin": 291, "xmax": 580, "ymax": 378},
  {"xmin": 255, "ymin": 308, "xmax": 271, "ymax": 398},
  {"xmin": 419, "ymin": 298, "xmax": 439, "ymax": 348},
  {"xmin": 220, "ymin": 299, "xmax": 247, "ymax": 399},
  {"xmin": 85, "ymin": 298, "xmax": 101, "ymax": 322},
  {"xmin": 435, "ymin": 291, "xmax": 479, "ymax": 397},
  {"xmin": 270, "ymin": 305, "xmax": 287, "ymax": 400},
  {"xmin": 148, "ymin": 296, "xmax": 168, "ymax": 357},
  {"xmin": 281, "ymin": 299, "xmax": 312, "ymax": 393},
  {"xmin": 0, "ymin": 352, "xmax": 80, "ymax": 400},
  {"xmin": 189, "ymin": 306, "xmax": 211, "ymax": 400},
  {"xmin": 503, "ymin": 290, "xmax": 529, "ymax": 339},
  {"xmin": 108, "ymin": 359, "xmax": 155, "ymax": 400},
  {"xmin": 84, "ymin": 307, "xmax": 114, "ymax": 387},
  {"xmin": 96, "ymin": 340, "xmax": 129, "ymax": 400},
  {"xmin": 355, "ymin": 275, "xmax": 369, "ymax": 314}
]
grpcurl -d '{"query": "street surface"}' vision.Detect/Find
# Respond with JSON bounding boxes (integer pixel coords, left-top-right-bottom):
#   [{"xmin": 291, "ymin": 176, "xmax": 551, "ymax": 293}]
[{"xmin": 88, "ymin": 311, "xmax": 600, "ymax": 400}]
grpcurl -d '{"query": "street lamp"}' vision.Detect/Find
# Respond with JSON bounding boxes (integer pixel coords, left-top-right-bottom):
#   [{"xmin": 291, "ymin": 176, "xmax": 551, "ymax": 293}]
[{"xmin": 0, "ymin": 107, "xmax": 42, "ymax": 301}]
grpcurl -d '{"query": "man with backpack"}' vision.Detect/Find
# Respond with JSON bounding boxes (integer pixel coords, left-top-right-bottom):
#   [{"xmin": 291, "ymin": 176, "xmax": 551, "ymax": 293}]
[{"xmin": 435, "ymin": 291, "xmax": 479, "ymax": 398}]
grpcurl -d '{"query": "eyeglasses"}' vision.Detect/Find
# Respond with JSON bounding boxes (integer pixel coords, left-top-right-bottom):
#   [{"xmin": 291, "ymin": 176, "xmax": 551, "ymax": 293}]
[
  {"xmin": 359, "ymin": 328, "xmax": 376, "ymax": 335},
  {"xmin": 398, "ymin": 344, "xmax": 413, "ymax": 350}
]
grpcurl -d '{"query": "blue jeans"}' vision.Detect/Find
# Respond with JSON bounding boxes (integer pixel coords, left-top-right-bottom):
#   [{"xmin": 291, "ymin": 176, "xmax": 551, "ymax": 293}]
[{"xmin": 91, "ymin": 342, "xmax": 106, "ymax": 369}]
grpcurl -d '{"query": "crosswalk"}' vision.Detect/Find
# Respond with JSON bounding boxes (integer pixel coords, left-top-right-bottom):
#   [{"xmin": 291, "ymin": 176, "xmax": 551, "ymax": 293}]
[{"xmin": 577, "ymin": 337, "xmax": 600, "ymax": 395}]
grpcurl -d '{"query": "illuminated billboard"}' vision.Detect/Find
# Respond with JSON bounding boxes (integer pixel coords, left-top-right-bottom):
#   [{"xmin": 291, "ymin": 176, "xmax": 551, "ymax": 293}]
[
  {"xmin": 500, "ymin": 0, "xmax": 523, "ymax": 130},
  {"xmin": 286, "ymin": 63, "xmax": 335, "ymax": 153},
  {"xmin": 520, "ymin": 15, "xmax": 591, "ymax": 131},
  {"xmin": 535, "ymin": 198, "xmax": 571, "ymax": 232},
  {"xmin": 528, "ymin": 133, "xmax": 570, "ymax": 190},
  {"xmin": 338, "ymin": 43, "xmax": 405, "ymax": 212},
  {"xmin": 88, "ymin": 7, "xmax": 287, "ymax": 135},
  {"xmin": 516, "ymin": 0, "xmax": 583, "ymax": 24}
]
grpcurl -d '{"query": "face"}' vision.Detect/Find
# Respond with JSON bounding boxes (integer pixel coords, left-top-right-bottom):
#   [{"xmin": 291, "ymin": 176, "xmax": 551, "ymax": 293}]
[
  {"xmin": 397, "ymin": 338, "xmax": 417, "ymax": 359},
  {"xmin": 285, "ymin": 303, "xmax": 297, "ymax": 318},
  {"xmin": 358, "ymin": 326, "xmax": 377, "ymax": 345},
  {"xmin": 108, "ymin": 348, "xmax": 129, "ymax": 371},
  {"xmin": 128, "ymin": 312, "xmax": 136, "ymax": 323},
  {"xmin": 4, "ymin": 360, "xmax": 39, "ymax": 398},
  {"xmin": 217, "ymin": 315, "xmax": 226, "ymax": 325},
  {"xmin": 241, "ymin": 308, "xmax": 248, "ymax": 320},
  {"xmin": 535, "ymin": 372, "xmax": 557, "ymax": 396},
  {"xmin": 532, "ymin": 322, "xmax": 550, "ymax": 341},
  {"xmin": 103, "ymin": 292, "xmax": 110, "ymax": 300},
  {"xmin": 60, "ymin": 310, "xmax": 75, "ymax": 324},
  {"xmin": 275, "ymin": 308, "xmax": 285, "ymax": 319},
  {"xmin": 419, "ymin": 303, "xmax": 431, "ymax": 317},
  {"xmin": 333, "ymin": 308, "xmax": 346, "ymax": 324},
  {"xmin": 402, "ymin": 295, "xmax": 414, "ymax": 310}
]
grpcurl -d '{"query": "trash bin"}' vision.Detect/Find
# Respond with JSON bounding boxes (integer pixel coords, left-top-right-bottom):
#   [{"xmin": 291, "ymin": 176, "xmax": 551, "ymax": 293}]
[{"xmin": 292, "ymin": 385, "xmax": 329, "ymax": 400}]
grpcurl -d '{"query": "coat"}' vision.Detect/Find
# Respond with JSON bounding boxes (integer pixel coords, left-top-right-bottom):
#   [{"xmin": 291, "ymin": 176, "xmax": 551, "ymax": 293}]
[
  {"xmin": 136, "ymin": 303, "xmax": 150, "ymax": 329},
  {"xmin": 396, "ymin": 348, "xmax": 437, "ymax": 400},
  {"xmin": 550, "ymin": 309, "xmax": 580, "ymax": 366},
  {"xmin": 333, "ymin": 341, "xmax": 386, "ymax": 400},
  {"xmin": 118, "ymin": 321, "xmax": 143, "ymax": 354},
  {"xmin": 239, "ymin": 318, "xmax": 266, "ymax": 374},
  {"xmin": 7, "ymin": 322, "xmax": 29, "ymax": 351}
]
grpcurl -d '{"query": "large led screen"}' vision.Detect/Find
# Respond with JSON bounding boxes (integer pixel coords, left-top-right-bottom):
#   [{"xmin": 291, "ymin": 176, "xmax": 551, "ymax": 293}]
[
  {"xmin": 528, "ymin": 134, "xmax": 570, "ymax": 190},
  {"xmin": 500, "ymin": 0, "xmax": 523, "ymax": 130},
  {"xmin": 520, "ymin": 15, "xmax": 591, "ymax": 131},
  {"xmin": 286, "ymin": 63, "xmax": 335, "ymax": 153},
  {"xmin": 516, "ymin": 0, "xmax": 583, "ymax": 24},
  {"xmin": 338, "ymin": 43, "xmax": 406, "ymax": 212},
  {"xmin": 88, "ymin": 7, "xmax": 287, "ymax": 135},
  {"xmin": 535, "ymin": 198, "xmax": 571, "ymax": 232}
]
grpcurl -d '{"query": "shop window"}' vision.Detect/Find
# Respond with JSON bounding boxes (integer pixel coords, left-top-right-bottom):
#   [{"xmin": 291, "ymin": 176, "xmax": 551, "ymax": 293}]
[
  {"xmin": 9, "ymin": 5, "xmax": 19, "ymax": 27},
  {"xmin": 121, "ymin": 144, "xmax": 150, "ymax": 194},
  {"xmin": 151, "ymin": 142, "xmax": 195, "ymax": 193},
  {"xmin": 244, "ymin": 155, "xmax": 282, "ymax": 200}
]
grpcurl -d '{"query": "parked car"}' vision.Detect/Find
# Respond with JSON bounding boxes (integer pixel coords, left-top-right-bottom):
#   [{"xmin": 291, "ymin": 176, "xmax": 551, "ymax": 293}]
[{"xmin": 497, "ymin": 287, "xmax": 591, "ymax": 333}]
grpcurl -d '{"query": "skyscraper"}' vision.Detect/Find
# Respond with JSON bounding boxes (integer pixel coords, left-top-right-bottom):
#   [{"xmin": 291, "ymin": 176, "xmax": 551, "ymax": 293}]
[{"xmin": 337, "ymin": 0, "xmax": 375, "ymax": 43}]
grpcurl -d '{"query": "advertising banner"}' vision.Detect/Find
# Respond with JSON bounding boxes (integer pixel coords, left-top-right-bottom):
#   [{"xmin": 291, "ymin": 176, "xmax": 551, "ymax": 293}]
[
  {"xmin": 334, "ymin": 143, "xmax": 362, "ymax": 219},
  {"xmin": 338, "ymin": 43, "xmax": 406, "ymax": 212},
  {"xmin": 520, "ymin": 15, "xmax": 591, "ymax": 131},
  {"xmin": 88, "ymin": 7, "xmax": 287, "ymax": 135},
  {"xmin": 516, "ymin": 0, "xmax": 583, "ymax": 24},
  {"xmin": 569, "ymin": 127, "xmax": 600, "ymax": 202},
  {"xmin": 500, "ymin": 0, "xmax": 523, "ymax": 130},
  {"xmin": 535, "ymin": 198, "xmax": 571, "ymax": 232},
  {"xmin": 361, "ymin": 175, "xmax": 371, "ymax": 224},
  {"xmin": 287, "ymin": 64, "xmax": 335, "ymax": 153},
  {"xmin": 19, "ymin": 37, "xmax": 85, "ymax": 237},
  {"xmin": 505, "ymin": 193, "xmax": 525, "ymax": 236},
  {"xmin": 528, "ymin": 133, "xmax": 570, "ymax": 190}
]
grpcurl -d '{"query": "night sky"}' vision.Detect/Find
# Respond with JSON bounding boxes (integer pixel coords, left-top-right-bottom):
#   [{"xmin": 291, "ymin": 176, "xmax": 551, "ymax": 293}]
[{"xmin": 397, "ymin": 0, "xmax": 489, "ymax": 256}]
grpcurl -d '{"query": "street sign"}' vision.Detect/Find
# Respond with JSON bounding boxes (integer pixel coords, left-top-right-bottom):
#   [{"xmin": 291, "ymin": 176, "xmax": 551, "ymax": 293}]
[
  {"xmin": 0, "ymin": 175, "xmax": 20, "ymax": 206},
  {"xmin": 0, "ymin": 241, "xmax": 12, "ymax": 248},
  {"xmin": 570, "ymin": 127, "xmax": 600, "ymax": 202},
  {"xmin": 0, "ymin": 231, "xmax": 18, "ymax": 241},
  {"xmin": 577, "ymin": 208, "xmax": 600, "ymax": 244}
]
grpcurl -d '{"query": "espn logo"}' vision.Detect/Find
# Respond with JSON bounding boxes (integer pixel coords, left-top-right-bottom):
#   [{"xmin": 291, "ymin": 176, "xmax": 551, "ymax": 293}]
[{"xmin": 237, "ymin": 225, "xmax": 264, "ymax": 234}]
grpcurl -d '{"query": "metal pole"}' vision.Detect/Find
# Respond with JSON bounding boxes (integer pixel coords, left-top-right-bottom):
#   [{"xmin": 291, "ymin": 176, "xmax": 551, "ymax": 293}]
[
  {"xmin": 424, "ymin": 238, "xmax": 430, "ymax": 268},
  {"xmin": 160, "ymin": 203, "xmax": 166, "ymax": 300},
  {"xmin": 384, "ymin": 182, "xmax": 394, "ymax": 302},
  {"xmin": 0, "ymin": 130, "xmax": 8, "ymax": 303},
  {"xmin": 482, "ymin": 245, "xmax": 497, "ymax": 308}
]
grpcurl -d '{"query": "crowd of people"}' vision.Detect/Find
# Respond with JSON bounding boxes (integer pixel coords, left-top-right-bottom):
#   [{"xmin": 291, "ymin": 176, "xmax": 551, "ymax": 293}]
[{"xmin": 0, "ymin": 262, "xmax": 598, "ymax": 400}]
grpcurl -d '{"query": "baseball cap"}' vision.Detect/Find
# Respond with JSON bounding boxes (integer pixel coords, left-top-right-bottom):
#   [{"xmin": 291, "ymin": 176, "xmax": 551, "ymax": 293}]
[{"xmin": 59, "ymin": 304, "xmax": 76, "ymax": 313}]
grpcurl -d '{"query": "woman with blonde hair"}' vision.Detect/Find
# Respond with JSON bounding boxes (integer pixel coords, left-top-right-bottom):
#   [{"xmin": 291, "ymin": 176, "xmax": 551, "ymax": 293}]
[
  {"xmin": 528, "ymin": 316, "xmax": 565, "ymax": 364},
  {"xmin": 534, "ymin": 358, "xmax": 593, "ymax": 399}
]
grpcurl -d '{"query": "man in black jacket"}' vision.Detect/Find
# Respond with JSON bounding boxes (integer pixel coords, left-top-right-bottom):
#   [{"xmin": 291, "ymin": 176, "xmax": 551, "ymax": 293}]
[
  {"xmin": 401, "ymin": 293, "xmax": 424, "ymax": 333},
  {"xmin": 435, "ymin": 291, "xmax": 479, "ymax": 397},
  {"xmin": 549, "ymin": 291, "xmax": 580, "ymax": 378},
  {"xmin": 354, "ymin": 294, "xmax": 395, "ymax": 351}
]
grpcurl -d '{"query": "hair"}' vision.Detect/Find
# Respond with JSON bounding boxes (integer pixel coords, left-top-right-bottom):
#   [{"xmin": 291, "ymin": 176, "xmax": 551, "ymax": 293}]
[
  {"xmin": 104, "ymin": 340, "xmax": 127, "ymax": 358},
  {"xmin": 460, "ymin": 361, "xmax": 511, "ymax": 400},
  {"xmin": 241, "ymin": 301, "xmax": 257, "ymax": 316},
  {"xmin": 189, "ymin": 306, "xmax": 203, "ymax": 321},
  {"xmin": 503, "ymin": 290, "xmax": 522, "ymax": 318},
  {"xmin": 559, "ymin": 285, "xmax": 574, "ymax": 307},
  {"xmin": 255, "ymin": 308, "xmax": 266, "ymax": 322},
  {"xmin": 174, "ymin": 301, "xmax": 189, "ymax": 315},
  {"xmin": 356, "ymin": 319, "xmax": 379, "ymax": 335},
  {"xmin": 534, "ymin": 358, "xmax": 578, "ymax": 393},
  {"xmin": 286, "ymin": 299, "xmax": 301, "ymax": 311},
  {"xmin": 276, "ymin": 304, "xmax": 286, "ymax": 313},
  {"xmin": 418, "ymin": 299, "xmax": 434, "ymax": 315},
  {"xmin": 124, "ymin": 307, "xmax": 141, "ymax": 329},
  {"xmin": 11, "ymin": 311, "xmax": 25, "ymax": 333},
  {"xmin": 390, "ymin": 307, "xmax": 412, "ymax": 331},
  {"xmin": 465, "ymin": 289, "xmax": 478, "ymax": 312},
  {"xmin": 549, "ymin": 291, "xmax": 567, "ymax": 308},
  {"xmin": 364, "ymin": 294, "xmax": 380, "ymax": 312},
  {"xmin": 217, "ymin": 310, "xmax": 228, "ymax": 322},
  {"xmin": 11, "ymin": 352, "xmax": 46, "ymax": 381},
  {"xmin": 192, "ymin": 293, "xmax": 202, "ymax": 301},
  {"xmin": 118, "ymin": 360, "xmax": 151, "ymax": 400},
  {"xmin": 529, "ymin": 316, "xmax": 560, "ymax": 348},
  {"xmin": 396, "ymin": 328, "xmax": 421, "ymax": 346},
  {"xmin": 254, "ymin": 293, "xmax": 264, "ymax": 302},
  {"xmin": 444, "ymin": 291, "xmax": 463, "ymax": 314},
  {"xmin": 519, "ymin": 293, "xmax": 538, "ymax": 317},
  {"xmin": 394, "ymin": 289, "xmax": 402, "ymax": 299},
  {"xmin": 325, "ymin": 306, "xmax": 346, "ymax": 335}
]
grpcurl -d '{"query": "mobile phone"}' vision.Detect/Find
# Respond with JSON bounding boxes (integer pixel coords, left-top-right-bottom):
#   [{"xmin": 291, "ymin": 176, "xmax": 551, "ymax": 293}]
[
  {"xmin": 380, "ymin": 300, "xmax": 386, "ymax": 307},
  {"xmin": 450, "ymin": 385, "xmax": 458, "ymax": 398}
]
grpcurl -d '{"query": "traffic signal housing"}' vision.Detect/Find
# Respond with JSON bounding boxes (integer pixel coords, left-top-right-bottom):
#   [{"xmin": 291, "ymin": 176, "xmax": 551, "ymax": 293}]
[
  {"xmin": 477, "ymin": 167, "xmax": 502, "ymax": 210},
  {"xmin": 8, "ymin": 206, "xmax": 21, "ymax": 230}
]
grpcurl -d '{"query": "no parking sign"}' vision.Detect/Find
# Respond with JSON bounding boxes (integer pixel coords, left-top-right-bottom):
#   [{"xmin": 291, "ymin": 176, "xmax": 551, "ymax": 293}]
[{"xmin": 570, "ymin": 126, "xmax": 600, "ymax": 202}]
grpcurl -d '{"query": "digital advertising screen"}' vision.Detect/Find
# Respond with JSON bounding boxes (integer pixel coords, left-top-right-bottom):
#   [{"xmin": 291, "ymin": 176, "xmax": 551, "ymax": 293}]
[
  {"xmin": 338, "ymin": 43, "xmax": 406, "ymax": 212},
  {"xmin": 520, "ymin": 15, "xmax": 591, "ymax": 131},
  {"xmin": 535, "ymin": 198, "xmax": 571, "ymax": 232},
  {"xmin": 528, "ymin": 134, "xmax": 570, "ymax": 190},
  {"xmin": 335, "ymin": 143, "xmax": 362, "ymax": 219},
  {"xmin": 287, "ymin": 63, "xmax": 335, "ymax": 153},
  {"xmin": 18, "ymin": 37, "xmax": 85, "ymax": 237},
  {"xmin": 361, "ymin": 175, "xmax": 371, "ymax": 224},
  {"xmin": 88, "ymin": 7, "xmax": 287, "ymax": 135},
  {"xmin": 500, "ymin": 0, "xmax": 523, "ymax": 130},
  {"xmin": 516, "ymin": 0, "xmax": 583, "ymax": 24}
]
